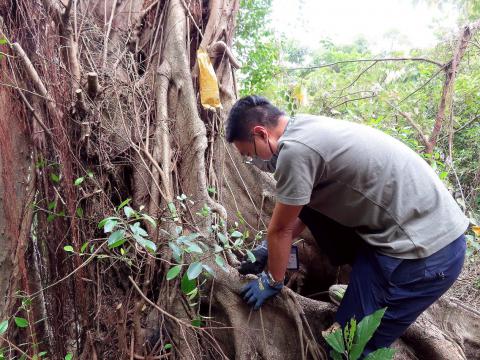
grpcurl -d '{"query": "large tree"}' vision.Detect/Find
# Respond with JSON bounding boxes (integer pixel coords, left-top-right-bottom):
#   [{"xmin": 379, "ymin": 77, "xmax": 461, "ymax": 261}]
[{"xmin": 0, "ymin": 1, "xmax": 479, "ymax": 359}]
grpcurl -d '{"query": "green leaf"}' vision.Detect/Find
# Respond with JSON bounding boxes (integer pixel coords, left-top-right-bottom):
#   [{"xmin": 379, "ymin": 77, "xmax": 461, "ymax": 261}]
[
  {"xmin": 104, "ymin": 219, "xmax": 118, "ymax": 233},
  {"xmin": 74, "ymin": 177, "xmax": 84, "ymax": 186},
  {"xmin": 167, "ymin": 202, "xmax": 178, "ymax": 219},
  {"xmin": 187, "ymin": 287, "xmax": 198, "ymax": 300},
  {"xmin": 215, "ymin": 254, "xmax": 227, "ymax": 271},
  {"xmin": 130, "ymin": 222, "xmax": 148, "ymax": 237},
  {"xmin": 322, "ymin": 328, "xmax": 345, "ymax": 353},
  {"xmin": 76, "ymin": 207, "xmax": 84, "ymax": 218},
  {"xmin": 169, "ymin": 242, "xmax": 183, "ymax": 262},
  {"xmin": 124, "ymin": 206, "xmax": 135, "ymax": 219},
  {"xmin": 38, "ymin": 351, "xmax": 47, "ymax": 357},
  {"xmin": 350, "ymin": 308, "xmax": 387, "ymax": 360},
  {"xmin": 117, "ymin": 198, "xmax": 131, "ymax": 211},
  {"xmin": 80, "ymin": 242, "xmax": 89, "ymax": 254},
  {"xmin": 230, "ymin": 230, "xmax": 243, "ymax": 238},
  {"xmin": 345, "ymin": 318, "xmax": 356, "ymax": 350},
  {"xmin": 187, "ymin": 262, "xmax": 203, "ymax": 280},
  {"xmin": 214, "ymin": 244, "xmax": 223, "ymax": 253},
  {"xmin": 181, "ymin": 273, "xmax": 196, "ymax": 294},
  {"xmin": 50, "ymin": 173, "xmax": 60, "ymax": 183},
  {"xmin": 98, "ymin": 217, "xmax": 118, "ymax": 229},
  {"xmin": 0, "ymin": 38, "xmax": 7, "ymax": 45},
  {"xmin": 14, "ymin": 317, "xmax": 28, "ymax": 328},
  {"xmin": 108, "ymin": 230, "xmax": 125, "ymax": 248},
  {"xmin": 47, "ymin": 201, "xmax": 57, "ymax": 210},
  {"xmin": 329, "ymin": 350, "xmax": 343, "ymax": 360},
  {"xmin": 191, "ymin": 318, "xmax": 202, "ymax": 327},
  {"xmin": 246, "ymin": 250, "xmax": 256, "ymax": 263},
  {"xmin": 186, "ymin": 243, "xmax": 203, "ymax": 254},
  {"xmin": 133, "ymin": 234, "xmax": 157, "ymax": 253},
  {"xmin": 202, "ymin": 264, "xmax": 214, "ymax": 276},
  {"xmin": 0, "ymin": 320, "xmax": 8, "ymax": 334},
  {"xmin": 64, "ymin": 245, "xmax": 74, "ymax": 253},
  {"xmin": 166, "ymin": 265, "xmax": 182, "ymax": 280},
  {"xmin": 47, "ymin": 213, "xmax": 56, "ymax": 223},
  {"xmin": 233, "ymin": 238, "xmax": 243, "ymax": 247},
  {"xmin": 217, "ymin": 233, "xmax": 228, "ymax": 245},
  {"xmin": 164, "ymin": 343, "xmax": 172, "ymax": 350},
  {"xmin": 65, "ymin": 354, "xmax": 73, "ymax": 360},
  {"xmin": 364, "ymin": 348, "xmax": 396, "ymax": 360},
  {"xmin": 177, "ymin": 233, "xmax": 201, "ymax": 244},
  {"xmin": 141, "ymin": 213, "xmax": 157, "ymax": 227}
]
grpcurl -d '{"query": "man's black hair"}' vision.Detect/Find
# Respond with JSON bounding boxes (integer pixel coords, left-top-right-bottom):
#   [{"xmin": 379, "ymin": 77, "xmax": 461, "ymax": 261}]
[{"xmin": 225, "ymin": 95, "xmax": 285, "ymax": 143}]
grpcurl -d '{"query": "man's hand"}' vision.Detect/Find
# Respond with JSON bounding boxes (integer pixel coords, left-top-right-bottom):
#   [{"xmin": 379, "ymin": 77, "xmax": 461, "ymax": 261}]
[
  {"xmin": 240, "ymin": 272, "xmax": 283, "ymax": 310},
  {"xmin": 238, "ymin": 240, "xmax": 268, "ymax": 275}
]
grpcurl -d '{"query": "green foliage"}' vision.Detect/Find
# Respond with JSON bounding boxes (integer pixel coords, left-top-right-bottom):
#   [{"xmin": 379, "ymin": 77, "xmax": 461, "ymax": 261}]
[
  {"xmin": 323, "ymin": 308, "xmax": 395, "ymax": 360},
  {"xmin": 14, "ymin": 317, "xmax": 28, "ymax": 328},
  {"xmin": 166, "ymin": 265, "xmax": 182, "ymax": 280},
  {"xmin": 0, "ymin": 320, "xmax": 8, "ymax": 334},
  {"xmin": 235, "ymin": 0, "xmax": 280, "ymax": 95}
]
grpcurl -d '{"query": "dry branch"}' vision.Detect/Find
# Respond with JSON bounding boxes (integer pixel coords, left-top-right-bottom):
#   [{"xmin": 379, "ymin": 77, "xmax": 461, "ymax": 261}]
[
  {"xmin": 286, "ymin": 57, "xmax": 444, "ymax": 72},
  {"xmin": 387, "ymin": 101, "xmax": 430, "ymax": 148},
  {"xmin": 428, "ymin": 20, "xmax": 480, "ymax": 153}
]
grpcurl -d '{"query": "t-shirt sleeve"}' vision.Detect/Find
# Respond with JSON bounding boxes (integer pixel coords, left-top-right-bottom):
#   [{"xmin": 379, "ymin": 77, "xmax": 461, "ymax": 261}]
[{"xmin": 274, "ymin": 141, "xmax": 326, "ymax": 205}]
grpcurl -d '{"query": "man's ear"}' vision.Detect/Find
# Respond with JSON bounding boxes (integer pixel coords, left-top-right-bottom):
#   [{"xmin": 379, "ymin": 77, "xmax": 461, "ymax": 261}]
[{"xmin": 252, "ymin": 125, "xmax": 268, "ymax": 140}]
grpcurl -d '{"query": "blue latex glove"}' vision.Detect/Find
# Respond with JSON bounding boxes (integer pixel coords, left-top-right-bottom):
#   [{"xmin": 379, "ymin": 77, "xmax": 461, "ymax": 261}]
[
  {"xmin": 240, "ymin": 271, "xmax": 283, "ymax": 310},
  {"xmin": 238, "ymin": 240, "xmax": 268, "ymax": 275}
]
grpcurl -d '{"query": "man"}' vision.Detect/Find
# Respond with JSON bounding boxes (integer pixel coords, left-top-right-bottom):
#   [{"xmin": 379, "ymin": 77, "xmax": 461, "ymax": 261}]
[{"xmin": 226, "ymin": 95, "xmax": 468, "ymax": 355}]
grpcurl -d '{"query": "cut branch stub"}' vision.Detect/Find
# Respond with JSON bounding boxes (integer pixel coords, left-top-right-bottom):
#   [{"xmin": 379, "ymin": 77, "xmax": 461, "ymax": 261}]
[
  {"xmin": 87, "ymin": 72, "xmax": 100, "ymax": 99},
  {"xmin": 75, "ymin": 89, "xmax": 88, "ymax": 118}
]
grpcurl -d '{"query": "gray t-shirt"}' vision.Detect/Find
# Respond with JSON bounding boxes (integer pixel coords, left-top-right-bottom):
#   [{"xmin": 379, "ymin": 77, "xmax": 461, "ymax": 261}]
[{"xmin": 267, "ymin": 114, "xmax": 468, "ymax": 259}]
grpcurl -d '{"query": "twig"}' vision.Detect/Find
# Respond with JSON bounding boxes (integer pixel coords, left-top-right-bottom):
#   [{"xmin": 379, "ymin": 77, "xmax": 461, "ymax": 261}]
[
  {"xmin": 180, "ymin": 0, "xmax": 203, "ymax": 38},
  {"xmin": 30, "ymin": 240, "xmax": 107, "ymax": 297},
  {"xmin": 339, "ymin": 61, "xmax": 378, "ymax": 94},
  {"xmin": 398, "ymin": 64, "xmax": 446, "ymax": 104},
  {"xmin": 386, "ymin": 101, "xmax": 430, "ymax": 148},
  {"xmin": 128, "ymin": 276, "xmax": 191, "ymax": 327},
  {"xmin": 331, "ymin": 92, "xmax": 377, "ymax": 108},
  {"xmin": 102, "ymin": 0, "xmax": 119, "ymax": 69},
  {"xmin": 40, "ymin": 0, "xmax": 63, "ymax": 22},
  {"xmin": 285, "ymin": 57, "xmax": 443, "ymax": 71},
  {"xmin": 0, "ymin": 335, "xmax": 33, "ymax": 360}
]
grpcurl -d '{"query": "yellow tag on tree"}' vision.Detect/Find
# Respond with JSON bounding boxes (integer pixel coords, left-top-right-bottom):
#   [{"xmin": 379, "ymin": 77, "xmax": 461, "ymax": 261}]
[
  {"xmin": 472, "ymin": 225, "xmax": 480, "ymax": 237},
  {"xmin": 197, "ymin": 49, "xmax": 222, "ymax": 110}
]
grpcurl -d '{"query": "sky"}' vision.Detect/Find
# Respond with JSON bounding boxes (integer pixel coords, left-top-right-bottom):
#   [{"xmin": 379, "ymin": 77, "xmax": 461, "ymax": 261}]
[{"xmin": 270, "ymin": 0, "xmax": 460, "ymax": 52}]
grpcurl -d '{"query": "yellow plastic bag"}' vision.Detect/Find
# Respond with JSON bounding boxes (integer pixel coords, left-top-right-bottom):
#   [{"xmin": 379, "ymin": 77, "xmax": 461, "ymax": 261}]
[{"xmin": 197, "ymin": 48, "xmax": 222, "ymax": 110}]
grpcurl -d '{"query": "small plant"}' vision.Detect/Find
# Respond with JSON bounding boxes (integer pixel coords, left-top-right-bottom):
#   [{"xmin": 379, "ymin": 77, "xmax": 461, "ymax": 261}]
[{"xmin": 322, "ymin": 308, "xmax": 395, "ymax": 360}]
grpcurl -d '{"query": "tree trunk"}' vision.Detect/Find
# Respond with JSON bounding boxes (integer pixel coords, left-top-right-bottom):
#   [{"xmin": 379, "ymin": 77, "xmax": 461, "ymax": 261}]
[{"xmin": 0, "ymin": 1, "xmax": 479, "ymax": 359}]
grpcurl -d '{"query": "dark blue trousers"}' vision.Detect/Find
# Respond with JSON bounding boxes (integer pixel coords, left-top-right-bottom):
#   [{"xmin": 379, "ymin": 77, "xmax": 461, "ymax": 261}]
[
  {"xmin": 335, "ymin": 235, "xmax": 466, "ymax": 356},
  {"xmin": 298, "ymin": 207, "xmax": 466, "ymax": 356}
]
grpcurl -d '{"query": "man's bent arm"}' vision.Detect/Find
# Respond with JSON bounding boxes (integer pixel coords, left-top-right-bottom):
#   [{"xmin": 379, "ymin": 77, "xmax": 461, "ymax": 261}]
[
  {"xmin": 267, "ymin": 203, "xmax": 303, "ymax": 281},
  {"xmin": 292, "ymin": 217, "xmax": 306, "ymax": 239}
]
